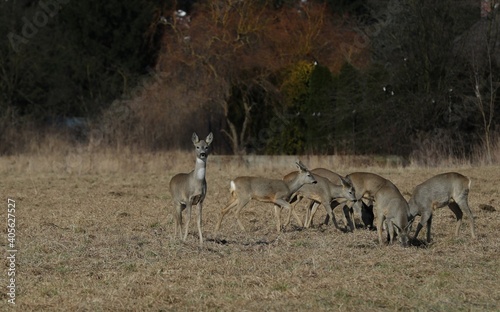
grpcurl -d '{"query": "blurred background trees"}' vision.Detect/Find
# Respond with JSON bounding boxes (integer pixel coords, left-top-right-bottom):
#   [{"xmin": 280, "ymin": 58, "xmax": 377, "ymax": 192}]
[{"xmin": 1, "ymin": 0, "xmax": 498, "ymax": 163}]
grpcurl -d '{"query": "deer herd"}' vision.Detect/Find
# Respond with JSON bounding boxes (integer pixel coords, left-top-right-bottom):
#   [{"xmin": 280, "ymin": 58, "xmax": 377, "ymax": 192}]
[{"xmin": 170, "ymin": 133, "xmax": 477, "ymax": 247}]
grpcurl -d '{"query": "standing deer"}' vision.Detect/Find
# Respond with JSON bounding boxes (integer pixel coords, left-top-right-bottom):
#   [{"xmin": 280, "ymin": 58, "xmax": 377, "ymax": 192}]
[
  {"xmin": 346, "ymin": 172, "xmax": 410, "ymax": 246},
  {"xmin": 283, "ymin": 168, "xmax": 356, "ymax": 230},
  {"xmin": 214, "ymin": 161, "xmax": 316, "ymax": 234},
  {"xmin": 408, "ymin": 172, "xmax": 476, "ymax": 243},
  {"xmin": 169, "ymin": 132, "xmax": 213, "ymax": 246}
]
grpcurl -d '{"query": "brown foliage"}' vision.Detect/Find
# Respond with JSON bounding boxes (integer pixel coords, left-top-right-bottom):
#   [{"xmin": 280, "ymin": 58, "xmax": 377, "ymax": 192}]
[{"xmin": 104, "ymin": 1, "xmax": 369, "ymax": 153}]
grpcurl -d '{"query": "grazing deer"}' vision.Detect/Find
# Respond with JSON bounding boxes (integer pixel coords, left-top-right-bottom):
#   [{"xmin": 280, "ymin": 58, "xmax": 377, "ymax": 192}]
[
  {"xmin": 283, "ymin": 168, "xmax": 356, "ymax": 229},
  {"xmin": 308, "ymin": 170, "xmax": 376, "ymax": 231},
  {"xmin": 408, "ymin": 172, "xmax": 476, "ymax": 243},
  {"xmin": 169, "ymin": 132, "xmax": 213, "ymax": 245},
  {"xmin": 342, "ymin": 172, "xmax": 390, "ymax": 232},
  {"xmin": 214, "ymin": 161, "xmax": 316, "ymax": 234},
  {"xmin": 346, "ymin": 172, "xmax": 410, "ymax": 246}
]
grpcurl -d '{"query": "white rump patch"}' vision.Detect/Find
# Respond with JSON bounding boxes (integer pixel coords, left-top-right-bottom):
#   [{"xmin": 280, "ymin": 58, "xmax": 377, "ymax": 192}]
[{"xmin": 230, "ymin": 180, "xmax": 236, "ymax": 192}]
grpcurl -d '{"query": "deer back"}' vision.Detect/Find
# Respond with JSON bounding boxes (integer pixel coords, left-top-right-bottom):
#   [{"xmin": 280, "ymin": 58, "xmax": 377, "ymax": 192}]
[
  {"xmin": 311, "ymin": 168, "xmax": 343, "ymax": 184},
  {"xmin": 410, "ymin": 172, "xmax": 470, "ymax": 214},
  {"xmin": 233, "ymin": 176, "xmax": 289, "ymax": 202},
  {"xmin": 292, "ymin": 170, "xmax": 355, "ymax": 202},
  {"xmin": 294, "ymin": 174, "xmax": 333, "ymax": 202},
  {"xmin": 378, "ymin": 181, "xmax": 409, "ymax": 220},
  {"xmin": 346, "ymin": 172, "xmax": 387, "ymax": 201}
]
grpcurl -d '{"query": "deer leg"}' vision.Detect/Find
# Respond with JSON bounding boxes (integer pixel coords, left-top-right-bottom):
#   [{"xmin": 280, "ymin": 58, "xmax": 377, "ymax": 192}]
[
  {"xmin": 284, "ymin": 195, "xmax": 297, "ymax": 228},
  {"xmin": 196, "ymin": 202, "xmax": 203, "ymax": 246},
  {"xmin": 455, "ymin": 197, "xmax": 477, "ymax": 239},
  {"xmin": 285, "ymin": 197, "xmax": 303, "ymax": 228},
  {"xmin": 284, "ymin": 205, "xmax": 303, "ymax": 228},
  {"xmin": 324, "ymin": 202, "xmax": 342, "ymax": 230},
  {"xmin": 413, "ymin": 221, "xmax": 424, "ymax": 240},
  {"xmin": 292, "ymin": 205, "xmax": 304, "ymax": 228},
  {"xmin": 305, "ymin": 200, "xmax": 319, "ymax": 228},
  {"xmin": 275, "ymin": 199, "xmax": 292, "ymax": 231},
  {"xmin": 303, "ymin": 200, "xmax": 312, "ymax": 227},
  {"xmin": 346, "ymin": 201, "xmax": 358, "ymax": 231},
  {"xmin": 376, "ymin": 211, "xmax": 386, "ymax": 246},
  {"xmin": 414, "ymin": 210, "xmax": 431, "ymax": 241},
  {"xmin": 283, "ymin": 204, "xmax": 291, "ymax": 228},
  {"xmin": 323, "ymin": 213, "xmax": 330, "ymax": 227},
  {"xmin": 289, "ymin": 205, "xmax": 303, "ymax": 228},
  {"xmin": 274, "ymin": 205, "xmax": 283, "ymax": 232},
  {"xmin": 234, "ymin": 197, "xmax": 251, "ymax": 231},
  {"xmin": 448, "ymin": 202, "xmax": 464, "ymax": 238},
  {"xmin": 413, "ymin": 213, "xmax": 432, "ymax": 243},
  {"xmin": 183, "ymin": 203, "xmax": 192, "ymax": 241},
  {"xmin": 386, "ymin": 220, "xmax": 395, "ymax": 244},
  {"xmin": 342, "ymin": 204, "xmax": 355, "ymax": 232},
  {"xmin": 215, "ymin": 196, "xmax": 239, "ymax": 234},
  {"xmin": 361, "ymin": 201, "xmax": 375, "ymax": 230},
  {"xmin": 426, "ymin": 214, "xmax": 433, "ymax": 243},
  {"xmin": 174, "ymin": 203, "xmax": 184, "ymax": 239},
  {"xmin": 330, "ymin": 200, "xmax": 346, "ymax": 229}
]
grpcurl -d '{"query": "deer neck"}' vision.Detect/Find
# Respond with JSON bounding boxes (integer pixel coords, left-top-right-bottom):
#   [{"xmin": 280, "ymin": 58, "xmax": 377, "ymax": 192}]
[
  {"xmin": 193, "ymin": 157, "xmax": 207, "ymax": 182},
  {"xmin": 286, "ymin": 174, "xmax": 306, "ymax": 197}
]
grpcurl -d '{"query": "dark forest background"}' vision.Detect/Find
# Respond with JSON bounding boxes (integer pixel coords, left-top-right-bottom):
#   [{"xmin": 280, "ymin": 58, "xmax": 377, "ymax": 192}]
[{"xmin": 1, "ymin": 0, "xmax": 499, "ymax": 164}]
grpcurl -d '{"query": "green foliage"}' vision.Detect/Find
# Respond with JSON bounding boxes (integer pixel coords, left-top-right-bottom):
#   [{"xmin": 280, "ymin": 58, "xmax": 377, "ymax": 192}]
[
  {"xmin": 265, "ymin": 61, "xmax": 312, "ymax": 154},
  {"xmin": 266, "ymin": 61, "xmax": 335, "ymax": 154},
  {"xmin": 264, "ymin": 114, "xmax": 306, "ymax": 155},
  {"xmin": 304, "ymin": 64, "xmax": 334, "ymax": 153},
  {"xmin": 281, "ymin": 61, "xmax": 314, "ymax": 110},
  {"xmin": 332, "ymin": 62, "xmax": 362, "ymax": 153}
]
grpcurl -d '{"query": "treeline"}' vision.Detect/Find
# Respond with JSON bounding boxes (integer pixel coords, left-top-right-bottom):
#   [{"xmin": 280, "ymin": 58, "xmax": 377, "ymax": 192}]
[
  {"xmin": 1, "ymin": 0, "xmax": 499, "ymax": 163},
  {"xmin": 0, "ymin": 0, "xmax": 165, "ymax": 153}
]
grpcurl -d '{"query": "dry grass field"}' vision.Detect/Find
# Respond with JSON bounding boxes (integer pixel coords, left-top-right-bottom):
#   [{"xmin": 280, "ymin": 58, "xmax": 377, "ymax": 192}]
[{"xmin": 1, "ymin": 151, "xmax": 499, "ymax": 311}]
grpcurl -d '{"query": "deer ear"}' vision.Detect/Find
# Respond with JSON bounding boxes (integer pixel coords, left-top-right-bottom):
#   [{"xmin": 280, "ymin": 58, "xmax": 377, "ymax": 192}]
[
  {"xmin": 205, "ymin": 132, "xmax": 214, "ymax": 145},
  {"xmin": 192, "ymin": 133, "xmax": 200, "ymax": 144},
  {"xmin": 296, "ymin": 160, "xmax": 307, "ymax": 172},
  {"xmin": 392, "ymin": 223, "xmax": 402, "ymax": 233},
  {"xmin": 404, "ymin": 222, "xmax": 413, "ymax": 231},
  {"xmin": 340, "ymin": 176, "xmax": 350, "ymax": 187}
]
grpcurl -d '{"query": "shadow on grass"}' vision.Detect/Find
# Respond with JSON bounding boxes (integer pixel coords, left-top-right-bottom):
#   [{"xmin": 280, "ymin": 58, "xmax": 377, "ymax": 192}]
[
  {"xmin": 206, "ymin": 237, "xmax": 278, "ymax": 246},
  {"xmin": 409, "ymin": 238, "xmax": 431, "ymax": 248}
]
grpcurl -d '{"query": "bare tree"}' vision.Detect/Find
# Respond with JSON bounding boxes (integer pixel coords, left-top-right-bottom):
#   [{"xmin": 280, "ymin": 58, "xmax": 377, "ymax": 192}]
[
  {"xmin": 471, "ymin": 46, "xmax": 499, "ymax": 163},
  {"xmin": 465, "ymin": 7, "xmax": 500, "ymax": 163}
]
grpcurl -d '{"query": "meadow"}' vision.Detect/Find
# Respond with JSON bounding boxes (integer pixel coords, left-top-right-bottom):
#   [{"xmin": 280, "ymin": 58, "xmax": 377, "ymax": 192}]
[{"xmin": 1, "ymin": 151, "xmax": 499, "ymax": 311}]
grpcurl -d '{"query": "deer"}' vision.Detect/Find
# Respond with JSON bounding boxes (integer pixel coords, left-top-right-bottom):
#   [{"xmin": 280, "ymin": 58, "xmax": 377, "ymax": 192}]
[
  {"xmin": 305, "ymin": 169, "xmax": 376, "ymax": 231},
  {"xmin": 214, "ymin": 161, "xmax": 317, "ymax": 234},
  {"xmin": 169, "ymin": 132, "xmax": 213, "ymax": 246},
  {"xmin": 408, "ymin": 172, "xmax": 476, "ymax": 243},
  {"xmin": 283, "ymin": 168, "xmax": 356, "ymax": 230},
  {"xmin": 346, "ymin": 172, "xmax": 410, "ymax": 247}
]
